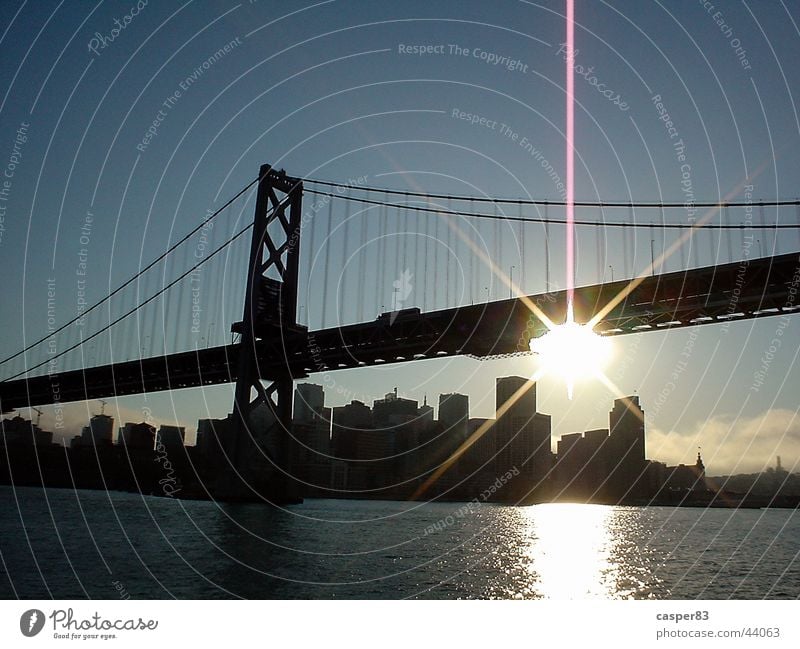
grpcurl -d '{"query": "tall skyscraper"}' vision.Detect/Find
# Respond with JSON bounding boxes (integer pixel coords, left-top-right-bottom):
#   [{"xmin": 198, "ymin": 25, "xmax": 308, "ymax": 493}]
[
  {"xmin": 294, "ymin": 383, "xmax": 325, "ymax": 423},
  {"xmin": 331, "ymin": 400, "xmax": 373, "ymax": 459},
  {"xmin": 496, "ymin": 376, "xmax": 536, "ymax": 419},
  {"xmin": 81, "ymin": 414, "xmax": 114, "ymax": 447},
  {"xmin": 494, "ymin": 377, "xmax": 551, "ymax": 498},
  {"xmin": 607, "ymin": 395, "xmax": 647, "ymax": 500},
  {"xmin": 609, "ymin": 396, "xmax": 645, "ymax": 462},
  {"xmin": 373, "ymin": 388, "xmax": 418, "ymax": 428},
  {"xmin": 438, "ymin": 393, "xmax": 469, "ymax": 441},
  {"xmin": 373, "ymin": 389, "xmax": 419, "ymax": 468}
]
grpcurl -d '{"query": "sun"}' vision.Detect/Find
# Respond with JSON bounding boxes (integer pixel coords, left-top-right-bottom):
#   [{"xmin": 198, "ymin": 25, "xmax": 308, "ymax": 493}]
[{"xmin": 529, "ymin": 303, "xmax": 612, "ymax": 399}]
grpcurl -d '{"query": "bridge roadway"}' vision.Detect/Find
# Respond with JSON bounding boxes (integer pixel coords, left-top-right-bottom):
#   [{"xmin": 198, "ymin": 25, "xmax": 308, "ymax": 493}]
[{"xmin": 1, "ymin": 252, "xmax": 798, "ymax": 411}]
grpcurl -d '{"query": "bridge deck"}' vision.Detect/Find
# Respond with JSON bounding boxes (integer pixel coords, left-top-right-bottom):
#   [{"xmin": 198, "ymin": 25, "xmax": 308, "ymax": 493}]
[{"xmin": 1, "ymin": 252, "xmax": 797, "ymax": 411}]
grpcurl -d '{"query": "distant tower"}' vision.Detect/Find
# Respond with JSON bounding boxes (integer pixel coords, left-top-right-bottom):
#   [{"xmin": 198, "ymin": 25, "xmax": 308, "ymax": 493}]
[
  {"xmin": 695, "ymin": 448, "xmax": 705, "ymax": 478},
  {"xmin": 418, "ymin": 395, "xmax": 434, "ymax": 423}
]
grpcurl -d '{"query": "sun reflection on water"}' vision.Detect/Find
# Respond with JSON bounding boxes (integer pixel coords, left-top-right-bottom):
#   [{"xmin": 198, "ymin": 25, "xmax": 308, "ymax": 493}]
[{"xmin": 523, "ymin": 503, "xmax": 618, "ymax": 599}]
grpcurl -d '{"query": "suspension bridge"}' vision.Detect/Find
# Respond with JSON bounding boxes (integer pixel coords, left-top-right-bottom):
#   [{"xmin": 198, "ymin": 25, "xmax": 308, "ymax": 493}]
[{"xmin": 1, "ymin": 164, "xmax": 798, "ymax": 500}]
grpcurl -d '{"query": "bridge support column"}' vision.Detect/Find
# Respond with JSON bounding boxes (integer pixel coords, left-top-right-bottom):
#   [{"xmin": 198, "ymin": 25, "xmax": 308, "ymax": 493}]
[{"xmin": 214, "ymin": 164, "xmax": 306, "ymax": 503}]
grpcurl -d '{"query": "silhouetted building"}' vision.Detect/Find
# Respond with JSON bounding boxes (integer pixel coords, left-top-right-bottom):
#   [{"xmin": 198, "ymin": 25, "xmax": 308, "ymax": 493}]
[
  {"xmin": 496, "ymin": 376, "xmax": 536, "ymax": 418},
  {"xmin": 417, "ymin": 396, "xmax": 434, "ymax": 423},
  {"xmin": 196, "ymin": 417, "xmax": 233, "ymax": 460},
  {"xmin": 374, "ymin": 389, "xmax": 420, "ymax": 481},
  {"xmin": 291, "ymin": 406, "xmax": 330, "ymax": 459},
  {"xmin": 494, "ymin": 377, "xmax": 551, "ymax": 499},
  {"xmin": 438, "ymin": 393, "xmax": 469, "ymax": 442},
  {"xmin": 290, "ymin": 383, "xmax": 332, "ymax": 493},
  {"xmin": 555, "ymin": 433, "xmax": 582, "ymax": 494},
  {"xmin": 331, "ymin": 400, "xmax": 373, "ymax": 459},
  {"xmin": 610, "ymin": 396, "xmax": 645, "ymax": 460},
  {"xmin": 606, "ymin": 396, "xmax": 647, "ymax": 500},
  {"xmin": 157, "ymin": 425, "xmax": 186, "ymax": 450},
  {"xmin": 373, "ymin": 388, "xmax": 418, "ymax": 428},
  {"xmin": 664, "ymin": 451, "xmax": 707, "ymax": 492},
  {"xmin": 581, "ymin": 428, "xmax": 611, "ymax": 496},
  {"xmin": 555, "ymin": 429, "xmax": 612, "ymax": 500},
  {"xmin": 331, "ymin": 399, "xmax": 397, "ymax": 491},
  {"xmin": 79, "ymin": 414, "xmax": 114, "ymax": 448},
  {"xmin": 291, "ymin": 415, "xmax": 332, "ymax": 492},
  {"xmin": 465, "ymin": 418, "xmax": 494, "ymax": 466},
  {"xmin": 453, "ymin": 418, "xmax": 497, "ymax": 492},
  {"xmin": 495, "ymin": 377, "xmax": 534, "ymax": 473},
  {"xmin": 119, "ymin": 422, "xmax": 155, "ymax": 450},
  {"xmin": 294, "ymin": 383, "xmax": 324, "ymax": 423},
  {"xmin": 0, "ymin": 416, "xmax": 53, "ymax": 447}
]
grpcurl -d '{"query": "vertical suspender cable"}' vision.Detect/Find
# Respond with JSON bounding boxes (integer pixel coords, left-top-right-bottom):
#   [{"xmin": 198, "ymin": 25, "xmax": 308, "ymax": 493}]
[
  {"xmin": 377, "ymin": 197, "xmax": 387, "ymax": 315},
  {"xmin": 321, "ymin": 198, "xmax": 333, "ymax": 327},
  {"xmin": 624, "ymin": 206, "xmax": 631, "ymax": 280},
  {"xmin": 469, "ymin": 198, "xmax": 475, "ymax": 304},
  {"xmin": 491, "ymin": 201, "xmax": 496, "ymax": 298},
  {"xmin": 393, "ymin": 202, "xmax": 402, "ymax": 310},
  {"xmin": 340, "ymin": 189, "xmax": 351, "ymax": 323},
  {"xmin": 545, "ymin": 204, "xmax": 550, "ymax": 291},
  {"xmin": 423, "ymin": 200, "xmax": 430, "ymax": 311},
  {"xmin": 709, "ymin": 207, "xmax": 716, "ymax": 265},
  {"xmin": 412, "ymin": 207, "xmax": 419, "ymax": 309},
  {"xmin": 174, "ymin": 239, "xmax": 190, "ymax": 353},
  {"xmin": 680, "ymin": 216, "xmax": 688, "ymax": 271},
  {"xmin": 357, "ymin": 192, "xmax": 368, "ymax": 322},
  {"xmin": 147, "ymin": 259, "xmax": 158, "ymax": 356},
  {"xmin": 739, "ymin": 220, "xmax": 744, "ymax": 263},
  {"xmin": 519, "ymin": 201, "xmax": 525, "ymax": 294},
  {"xmin": 161, "ymin": 253, "xmax": 172, "ymax": 357},
  {"xmin": 659, "ymin": 204, "xmax": 666, "ymax": 273},
  {"xmin": 725, "ymin": 204, "xmax": 733, "ymax": 263},
  {"xmin": 432, "ymin": 200, "xmax": 439, "ymax": 309},
  {"xmin": 445, "ymin": 198, "xmax": 451, "ymax": 308},
  {"xmin": 596, "ymin": 207, "xmax": 602, "ymax": 282},
  {"xmin": 401, "ymin": 197, "xmax": 408, "ymax": 278}
]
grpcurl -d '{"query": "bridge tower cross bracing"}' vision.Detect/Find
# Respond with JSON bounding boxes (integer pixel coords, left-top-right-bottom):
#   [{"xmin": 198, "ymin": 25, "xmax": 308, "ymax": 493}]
[{"xmin": 226, "ymin": 164, "xmax": 307, "ymax": 502}]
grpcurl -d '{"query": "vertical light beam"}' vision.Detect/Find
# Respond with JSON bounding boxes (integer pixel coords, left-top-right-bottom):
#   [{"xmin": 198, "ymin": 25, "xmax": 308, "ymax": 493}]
[{"xmin": 566, "ymin": 0, "xmax": 575, "ymax": 309}]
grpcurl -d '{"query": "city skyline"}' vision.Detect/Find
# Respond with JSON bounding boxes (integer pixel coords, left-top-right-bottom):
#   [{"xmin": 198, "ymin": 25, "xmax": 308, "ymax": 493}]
[
  {"xmin": 7, "ymin": 373, "xmax": 794, "ymax": 512},
  {"xmin": 5, "ymin": 376, "xmax": 795, "ymax": 481}
]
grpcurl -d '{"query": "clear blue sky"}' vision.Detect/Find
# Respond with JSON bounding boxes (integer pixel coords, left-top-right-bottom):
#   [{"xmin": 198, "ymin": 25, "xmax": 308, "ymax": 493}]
[{"xmin": 1, "ymin": 0, "xmax": 799, "ymax": 473}]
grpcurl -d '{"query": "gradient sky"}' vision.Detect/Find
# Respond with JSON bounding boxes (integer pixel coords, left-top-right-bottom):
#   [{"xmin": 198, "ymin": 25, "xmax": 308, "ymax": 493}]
[{"xmin": 1, "ymin": 0, "xmax": 799, "ymax": 474}]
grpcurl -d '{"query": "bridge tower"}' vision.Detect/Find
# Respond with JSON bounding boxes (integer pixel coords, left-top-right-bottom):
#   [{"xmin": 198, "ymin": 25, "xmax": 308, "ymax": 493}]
[{"xmin": 219, "ymin": 164, "xmax": 308, "ymax": 502}]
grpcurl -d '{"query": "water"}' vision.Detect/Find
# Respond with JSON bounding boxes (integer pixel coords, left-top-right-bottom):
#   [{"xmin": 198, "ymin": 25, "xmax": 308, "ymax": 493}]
[{"xmin": 1, "ymin": 486, "xmax": 798, "ymax": 599}]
